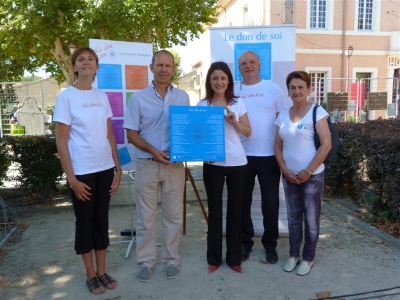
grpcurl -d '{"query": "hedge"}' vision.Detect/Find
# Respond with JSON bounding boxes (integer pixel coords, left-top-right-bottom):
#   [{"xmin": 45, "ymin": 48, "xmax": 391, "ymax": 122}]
[
  {"xmin": 4, "ymin": 136, "xmax": 64, "ymax": 201},
  {"xmin": 325, "ymin": 119, "xmax": 400, "ymax": 218},
  {"xmin": 0, "ymin": 138, "xmax": 11, "ymax": 186}
]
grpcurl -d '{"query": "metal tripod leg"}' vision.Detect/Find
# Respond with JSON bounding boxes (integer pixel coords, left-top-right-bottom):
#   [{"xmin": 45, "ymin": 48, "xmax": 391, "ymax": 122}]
[
  {"xmin": 183, "ymin": 163, "xmax": 208, "ymax": 235},
  {"xmin": 110, "ymin": 171, "xmax": 136, "ymax": 259}
]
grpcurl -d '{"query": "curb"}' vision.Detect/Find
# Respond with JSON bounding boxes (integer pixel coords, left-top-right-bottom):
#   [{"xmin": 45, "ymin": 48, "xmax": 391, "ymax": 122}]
[{"xmin": 322, "ymin": 201, "xmax": 400, "ymax": 251}]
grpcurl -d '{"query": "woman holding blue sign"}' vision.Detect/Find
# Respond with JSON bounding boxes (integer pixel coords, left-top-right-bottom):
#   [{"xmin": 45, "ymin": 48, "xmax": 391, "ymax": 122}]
[
  {"xmin": 274, "ymin": 71, "xmax": 331, "ymax": 276},
  {"xmin": 197, "ymin": 61, "xmax": 251, "ymax": 273}
]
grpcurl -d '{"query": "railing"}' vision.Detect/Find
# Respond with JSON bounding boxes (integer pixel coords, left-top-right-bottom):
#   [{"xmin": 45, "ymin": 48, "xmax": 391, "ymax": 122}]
[{"xmin": 0, "ymin": 196, "xmax": 19, "ymax": 249}]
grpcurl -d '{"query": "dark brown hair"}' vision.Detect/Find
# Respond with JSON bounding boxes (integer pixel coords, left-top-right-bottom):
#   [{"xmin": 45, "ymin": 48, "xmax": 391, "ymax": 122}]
[
  {"xmin": 71, "ymin": 47, "xmax": 99, "ymax": 79},
  {"xmin": 286, "ymin": 71, "xmax": 311, "ymax": 90},
  {"xmin": 205, "ymin": 61, "xmax": 237, "ymax": 105}
]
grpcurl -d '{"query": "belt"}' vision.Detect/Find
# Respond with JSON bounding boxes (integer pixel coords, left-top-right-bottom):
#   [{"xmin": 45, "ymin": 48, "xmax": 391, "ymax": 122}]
[{"xmin": 145, "ymin": 157, "xmax": 157, "ymax": 162}]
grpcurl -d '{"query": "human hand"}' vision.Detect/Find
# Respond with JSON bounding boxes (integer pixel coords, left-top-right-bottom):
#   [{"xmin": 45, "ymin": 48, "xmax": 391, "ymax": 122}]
[
  {"xmin": 283, "ymin": 169, "xmax": 301, "ymax": 185},
  {"xmin": 224, "ymin": 106, "xmax": 238, "ymax": 125},
  {"xmin": 0, "ymin": 275, "xmax": 5, "ymax": 288},
  {"xmin": 109, "ymin": 170, "xmax": 122, "ymax": 195},
  {"xmin": 70, "ymin": 180, "xmax": 92, "ymax": 201},
  {"xmin": 295, "ymin": 170, "xmax": 311, "ymax": 185},
  {"xmin": 153, "ymin": 149, "xmax": 173, "ymax": 165}
]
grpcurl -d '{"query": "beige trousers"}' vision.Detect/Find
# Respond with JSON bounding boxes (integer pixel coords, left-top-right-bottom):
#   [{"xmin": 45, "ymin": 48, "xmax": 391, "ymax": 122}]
[{"xmin": 135, "ymin": 159, "xmax": 185, "ymax": 269}]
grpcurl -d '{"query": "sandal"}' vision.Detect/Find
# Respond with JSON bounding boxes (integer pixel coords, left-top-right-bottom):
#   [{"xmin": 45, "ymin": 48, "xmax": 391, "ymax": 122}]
[
  {"xmin": 86, "ymin": 276, "xmax": 105, "ymax": 294},
  {"xmin": 98, "ymin": 273, "xmax": 117, "ymax": 290}
]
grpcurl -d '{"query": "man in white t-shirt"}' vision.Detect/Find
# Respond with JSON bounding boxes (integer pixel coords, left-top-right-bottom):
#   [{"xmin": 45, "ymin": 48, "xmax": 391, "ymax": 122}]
[{"xmin": 234, "ymin": 51, "xmax": 286, "ymax": 264}]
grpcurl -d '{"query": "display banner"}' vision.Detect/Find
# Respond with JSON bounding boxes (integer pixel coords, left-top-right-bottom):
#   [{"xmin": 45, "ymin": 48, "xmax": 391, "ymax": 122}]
[
  {"xmin": 169, "ymin": 106, "xmax": 225, "ymax": 162},
  {"xmin": 89, "ymin": 39, "xmax": 153, "ymax": 171},
  {"xmin": 210, "ymin": 25, "xmax": 296, "ymax": 236},
  {"xmin": 210, "ymin": 25, "xmax": 296, "ymax": 106}
]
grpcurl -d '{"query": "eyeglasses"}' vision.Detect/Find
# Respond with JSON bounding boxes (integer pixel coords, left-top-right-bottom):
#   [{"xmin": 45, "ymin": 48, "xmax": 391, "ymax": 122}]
[{"xmin": 239, "ymin": 60, "xmax": 259, "ymax": 67}]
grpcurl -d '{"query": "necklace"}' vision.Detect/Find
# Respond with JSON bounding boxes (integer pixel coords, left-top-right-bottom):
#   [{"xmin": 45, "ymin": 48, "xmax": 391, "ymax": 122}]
[
  {"xmin": 293, "ymin": 108, "xmax": 301, "ymax": 115},
  {"xmin": 292, "ymin": 103, "xmax": 309, "ymax": 115}
]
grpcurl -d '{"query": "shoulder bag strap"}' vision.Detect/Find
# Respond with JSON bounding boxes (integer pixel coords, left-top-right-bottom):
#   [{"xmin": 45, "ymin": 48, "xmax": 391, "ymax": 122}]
[{"xmin": 312, "ymin": 105, "xmax": 318, "ymax": 134}]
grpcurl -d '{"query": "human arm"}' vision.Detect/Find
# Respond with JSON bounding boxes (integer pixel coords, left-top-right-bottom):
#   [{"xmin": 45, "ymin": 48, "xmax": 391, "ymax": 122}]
[
  {"xmin": 296, "ymin": 116, "xmax": 332, "ymax": 183},
  {"xmin": 55, "ymin": 122, "xmax": 91, "ymax": 200},
  {"xmin": 274, "ymin": 126, "xmax": 301, "ymax": 185},
  {"xmin": 224, "ymin": 106, "xmax": 251, "ymax": 137},
  {"xmin": 106, "ymin": 118, "xmax": 122, "ymax": 195},
  {"xmin": 275, "ymin": 85, "xmax": 287, "ymax": 118},
  {"xmin": 126, "ymin": 129, "xmax": 172, "ymax": 165}
]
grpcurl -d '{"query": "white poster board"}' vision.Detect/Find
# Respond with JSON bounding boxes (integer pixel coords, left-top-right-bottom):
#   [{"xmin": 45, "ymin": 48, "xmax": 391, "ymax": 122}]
[
  {"xmin": 210, "ymin": 25, "xmax": 296, "ymax": 236},
  {"xmin": 89, "ymin": 39, "xmax": 153, "ymax": 171}
]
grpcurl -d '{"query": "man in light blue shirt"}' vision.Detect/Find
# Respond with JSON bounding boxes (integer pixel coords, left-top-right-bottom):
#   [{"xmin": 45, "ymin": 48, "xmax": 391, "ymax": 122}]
[{"xmin": 124, "ymin": 50, "xmax": 189, "ymax": 282}]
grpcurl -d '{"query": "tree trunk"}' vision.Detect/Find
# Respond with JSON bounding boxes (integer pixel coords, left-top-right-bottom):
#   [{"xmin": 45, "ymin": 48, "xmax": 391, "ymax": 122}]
[{"xmin": 50, "ymin": 38, "xmax": 74, "ymax": 86}]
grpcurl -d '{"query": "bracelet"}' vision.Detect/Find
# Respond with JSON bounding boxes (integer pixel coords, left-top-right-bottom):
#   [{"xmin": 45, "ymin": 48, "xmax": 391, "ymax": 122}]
[
  {"xmin": 305, "ymin": 168, "xmax": 312, "ymax": 175},
  {"xmin": 115, "ymin": 168, "xmax": 122, "ymax": 172},
  {"xmin": 69, "ymin": 180, "xmax": 78, "ymax": 189}
]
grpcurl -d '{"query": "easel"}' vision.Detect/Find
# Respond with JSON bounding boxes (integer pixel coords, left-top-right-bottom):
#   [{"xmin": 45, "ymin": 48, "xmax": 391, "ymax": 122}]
[
  {"xmin": 183, "ymin": 162, "xmax": 208, "ymax": 235},
  {"xmin": 110, "ymin": 171, "xmax": 136, "ymax": 259},
  {"xmin": 111, "ymin": 163, "xmax": 208, "ymax": 257}
]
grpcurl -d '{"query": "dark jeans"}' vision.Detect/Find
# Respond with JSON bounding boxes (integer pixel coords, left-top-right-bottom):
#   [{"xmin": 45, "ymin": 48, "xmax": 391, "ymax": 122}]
[
  {"xmin": 241, "ymin": 156, "xmax": 281, "ymax": 250},
  {"xmin": 203, "ymin": 163, "xmax": 247, "ymax": 267},
  {"xmin": 69, "ymin": 168, "xmax": 114, "ymax": 254},
  {"xmin": 282, "ymin": 171, "xmax": 324, "ymax": 262}
]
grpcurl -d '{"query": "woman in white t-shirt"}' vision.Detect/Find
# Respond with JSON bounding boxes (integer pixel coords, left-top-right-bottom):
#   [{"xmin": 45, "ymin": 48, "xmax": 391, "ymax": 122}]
[
  {"xmin": 197, "ymin": 61, "xmax": 251, "ymax": 274},
  {"xmin": 54, "ymin": 47, "xmax": 121, "ymax": 294},
  {"xmin": 274, "ymin": 71, "xmax": 331, "ymax": 276}
]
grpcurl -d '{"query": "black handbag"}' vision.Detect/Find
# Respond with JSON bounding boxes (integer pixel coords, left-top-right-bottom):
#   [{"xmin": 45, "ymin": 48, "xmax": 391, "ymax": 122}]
[{"xmin": 312, "ymin": 105, "xmax": 341, "ymax": 164}]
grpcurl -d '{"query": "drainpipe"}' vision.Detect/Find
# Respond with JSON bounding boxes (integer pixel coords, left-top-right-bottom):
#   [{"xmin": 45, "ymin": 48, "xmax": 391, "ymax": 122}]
[
  {"xmin": 341, "ymin": 0, "xmax": 347, "ymax": 83},
  {"xmin": 221, "ymin": 5, "xmax": 227, "ymax": 26}
]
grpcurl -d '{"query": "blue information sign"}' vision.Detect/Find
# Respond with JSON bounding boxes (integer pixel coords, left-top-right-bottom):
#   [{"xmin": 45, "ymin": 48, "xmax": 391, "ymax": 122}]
[{"xmin": 169, "ymin": 106, "xmax": 225, "ymax": 162}]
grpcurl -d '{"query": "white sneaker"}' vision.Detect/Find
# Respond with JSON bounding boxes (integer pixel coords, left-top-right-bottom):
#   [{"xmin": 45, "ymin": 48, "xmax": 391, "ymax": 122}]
[
  {"xmin": 296, "ymin": 260, "xmax": 313, "ymax": 276},
  {"xmin": 283, "ymin": 257, "xmax": 300, "ymax": 272}
]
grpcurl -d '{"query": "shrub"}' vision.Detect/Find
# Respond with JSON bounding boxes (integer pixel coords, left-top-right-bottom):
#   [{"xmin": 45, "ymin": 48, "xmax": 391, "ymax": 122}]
[
  {"xmin": 325, "ymin": 119, "xmax": 400, "ymax": 218},
  {"xmin": 5, "ymin": 136, "xmax": 64, "ymax": 200},
  {"xmin": 0, "ymin": 138, "xmax": 11, "ymax": 186}
]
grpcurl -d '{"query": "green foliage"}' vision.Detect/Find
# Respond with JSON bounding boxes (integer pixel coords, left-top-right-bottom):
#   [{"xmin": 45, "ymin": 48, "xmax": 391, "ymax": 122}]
[
  {"xmin": 0, "ymin": 84, "xmax": 18, "ymax": 136},
  {"xmin": 0, "ymin": 138, "xmax": 11, "ymax": 186},
  {"xmin": 0, "ymin": 0, "xmax": 219, "ymax": 84},
  {"xmin": 5, "ymin": 136, "xmax": 64, "ymax": 200},
  {"xmin": 169, "ymin": 49, "xmax": 183, "ymax": 84},
  {"xmin": 346, "ymin": 115, "xmax": 358, "ymax": 122},
  {"xmin": 325, "ymin": 119, "xmax": 400, "ymax": 218},
  {"xmin": 21, "ymin": 74, "xmax": 43, "ymax": 82}
]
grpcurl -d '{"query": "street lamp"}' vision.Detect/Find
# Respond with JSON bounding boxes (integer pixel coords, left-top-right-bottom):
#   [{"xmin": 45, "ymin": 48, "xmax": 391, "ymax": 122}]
[
  {"xmin": 345, "ymin": 44, "xmax": 354, "ymax": 92},
  {"xmin": 68, "ymin": 44, "xmax": 77, "ymax": 55}
]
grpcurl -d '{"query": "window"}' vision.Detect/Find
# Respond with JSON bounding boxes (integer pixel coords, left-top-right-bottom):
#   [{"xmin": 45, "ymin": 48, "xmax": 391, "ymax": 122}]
[
  {"xmin": 309, "ymin": 72, "xmax": 326, "ymax": 103},
  {"xmin": 310, "ymin": 0, "xmax": 326, "ymax": 29},
  {"xmin": 243, "ymin": 5, "xmax": 248, "ymax": 26},
  {"xmin": 358, "ymin": 0, "xmax": 373, "ymax": 30},
  {"xmin": 356, "ymin": 73, "xmax": 371, "ymax": 92}
]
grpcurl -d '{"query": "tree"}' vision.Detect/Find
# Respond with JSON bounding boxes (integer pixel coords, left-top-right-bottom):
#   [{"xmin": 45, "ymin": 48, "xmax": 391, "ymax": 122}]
[
  {"xmin": 21, "ymin": 74, "xmax": 42, "ymax": 82},
  {"xmin": 0, "ymin": 0, "xmax": 219, "ymax": 86},
  {"xmin": 169, "ymin": 49, "xmax": 183, "ymax": 84}
]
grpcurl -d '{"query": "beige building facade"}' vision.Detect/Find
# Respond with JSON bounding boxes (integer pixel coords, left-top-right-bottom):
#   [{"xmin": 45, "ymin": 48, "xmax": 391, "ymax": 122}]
[{"xmin": 180, "ymin": 0, "xmax": 400, "ymax": 119}]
